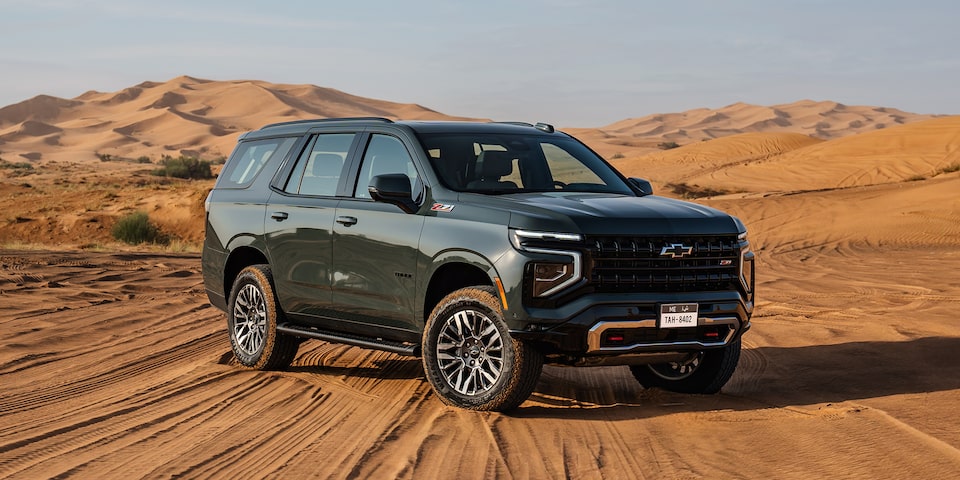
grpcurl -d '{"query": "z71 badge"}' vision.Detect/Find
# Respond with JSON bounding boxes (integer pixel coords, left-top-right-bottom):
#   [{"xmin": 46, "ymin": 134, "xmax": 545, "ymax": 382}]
[{"xmin": 431, "ymin": 203, "xmax": 455, "ymax": 212}]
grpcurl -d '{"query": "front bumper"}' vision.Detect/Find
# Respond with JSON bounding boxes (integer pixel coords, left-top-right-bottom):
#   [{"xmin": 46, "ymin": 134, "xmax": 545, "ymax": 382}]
[{"xmin": 510, "ymin": 290, "xmax": 752, "ymax": 365}]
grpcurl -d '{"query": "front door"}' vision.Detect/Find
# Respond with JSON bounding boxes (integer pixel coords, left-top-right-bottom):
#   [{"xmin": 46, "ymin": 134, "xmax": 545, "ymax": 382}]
[{"xmin": 331, "ymin": 133, "xmax": 425, "ymax": 341}]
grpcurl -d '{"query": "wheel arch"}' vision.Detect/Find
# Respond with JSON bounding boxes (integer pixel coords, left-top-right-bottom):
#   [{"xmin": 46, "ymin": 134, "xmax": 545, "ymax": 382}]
[
  {"xmin": 223, "ymin": 245, "xmax": 269, "ymax": 301},
  {"xmin": 422, "ymin": 253, "xmax": 497, "ymax": 327}
]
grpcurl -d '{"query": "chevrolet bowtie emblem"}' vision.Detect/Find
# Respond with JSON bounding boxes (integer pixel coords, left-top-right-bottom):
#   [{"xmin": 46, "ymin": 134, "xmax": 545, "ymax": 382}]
[{"xmin": 660, "ymin": 243, "xmax": 693, "ymax": 258}]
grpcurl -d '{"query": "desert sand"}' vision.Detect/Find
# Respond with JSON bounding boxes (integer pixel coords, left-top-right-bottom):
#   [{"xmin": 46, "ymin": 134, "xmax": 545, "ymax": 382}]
[{"xmin": 2, "ymin": 78, "xmax": 959, "ymax": 479}]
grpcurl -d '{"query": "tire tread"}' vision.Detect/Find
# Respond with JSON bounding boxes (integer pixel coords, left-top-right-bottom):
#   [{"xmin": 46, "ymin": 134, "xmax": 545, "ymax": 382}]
[{"xmin": 422, "ymin": 286, "xmax": 543, "ymax": 411}]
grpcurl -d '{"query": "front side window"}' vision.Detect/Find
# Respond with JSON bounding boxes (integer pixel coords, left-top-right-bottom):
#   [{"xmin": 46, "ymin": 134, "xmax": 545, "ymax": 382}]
[
  {"xmin": 283, "ymin": 133, "xmax": 356, "ymax": 196},
  {"xmin": 218, "ymin": 137, "xmax": 296, "ymax": 188},
  {"xmin": 417, "ymin": 133, "xmax": 632, "ymax": 195},
  {"xmin": 354, "ymin": 134, "xmax": 419, "ymax": 199}
]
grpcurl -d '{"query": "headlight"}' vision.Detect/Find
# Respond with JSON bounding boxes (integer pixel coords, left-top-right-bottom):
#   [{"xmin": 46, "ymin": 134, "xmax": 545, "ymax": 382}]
[
  {"xmin": 531, "ymin": 262, "xmax": 576, "ymax": 297},
  {"xmin": 510, "ymin": 229, "xmax": 582, "ymax": 249},
  {"xmin": 510, "ymin": 229, "xmax": 583, "ymax": 298}
]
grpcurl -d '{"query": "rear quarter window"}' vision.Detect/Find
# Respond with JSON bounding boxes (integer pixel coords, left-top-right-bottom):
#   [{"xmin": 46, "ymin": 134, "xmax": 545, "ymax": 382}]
[{"xmin": 218, "ymin": 137, "xmax": 296, "ymax": 188}]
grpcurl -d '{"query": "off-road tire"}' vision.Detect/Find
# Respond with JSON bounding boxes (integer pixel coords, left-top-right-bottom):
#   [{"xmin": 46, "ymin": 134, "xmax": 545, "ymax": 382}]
[
  {"xmin": 422, "ymin": 286, "xmax": 543, "ymax": 411},
  {"xmin": 630, "ymin": 338, "xmax": 741, "ymax": 394},
  {"xmin": 227, "ymin": 264, "xmax": 299, "ymax": 370}
]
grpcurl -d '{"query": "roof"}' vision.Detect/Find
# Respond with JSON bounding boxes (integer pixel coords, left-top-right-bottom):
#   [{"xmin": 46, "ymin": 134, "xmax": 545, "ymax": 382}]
[{"xmin": 244, "ymin": 117, "xmax": 560, "ymax": 139}]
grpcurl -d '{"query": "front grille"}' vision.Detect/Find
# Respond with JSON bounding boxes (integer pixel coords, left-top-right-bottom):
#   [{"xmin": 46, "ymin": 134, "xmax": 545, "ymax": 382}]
[{"xmin": 587, "ymin": 236, "xmax": 740, "ymax": 293}]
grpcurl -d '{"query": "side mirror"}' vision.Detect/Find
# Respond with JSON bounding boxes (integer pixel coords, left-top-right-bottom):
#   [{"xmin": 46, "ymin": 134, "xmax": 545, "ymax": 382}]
[
  {"xmin": 628, "ymin": 177, "xmax": 654, "ymax": 196},
  {"xmin": 369, "ymin": 174, "xmax": 418, "ymax": 213}
]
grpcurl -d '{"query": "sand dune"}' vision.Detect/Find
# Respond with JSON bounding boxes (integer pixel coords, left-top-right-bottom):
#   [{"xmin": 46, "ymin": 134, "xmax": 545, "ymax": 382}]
[
  {"xmin": 684, "ymin": 115, "xmax": 960, "ymax": 192},
  {"xmin": 600, "ymin": 99, "xmax": 937, "ymax": 141},
  {"xmin": 567, "ymin": 100, "xmax": 939, "ymax": 159},
  {"xmin": 0, "ymin": 78, "xmax": 942, "ymax": 164},
  {"xmin": 0, "ymin": 76, "xmax": 476, "ymax": 163},
  {"xmin": 705, "ymin": 174, "xmax": 960, "ymax": 257},
  {"xmin": 612, "ymin": 132, "xmax": 824, "ymax": 188}
]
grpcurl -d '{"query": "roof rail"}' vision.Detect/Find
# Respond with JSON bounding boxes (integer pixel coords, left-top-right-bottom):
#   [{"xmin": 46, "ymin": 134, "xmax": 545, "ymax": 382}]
[
  {"xmin": 534, "ymin": 122, "xmax": 555, "ymax": 133},
  {"xmin": 491, "ymin": 121, "xmax": 556, "ymax": 133},
  {"xmin": 261, "ymin": 117, "xmax": 395, "ymax": 129},
  {"xmin": 491, "ymin": 121, "xmax": 534, "ymax": 127}
]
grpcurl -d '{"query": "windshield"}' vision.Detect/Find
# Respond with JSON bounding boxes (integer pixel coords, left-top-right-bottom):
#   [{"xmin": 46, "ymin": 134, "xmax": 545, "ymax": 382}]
[{"xmin": 416, "ymin": 133, "xmax": 633, "ymax": 195}]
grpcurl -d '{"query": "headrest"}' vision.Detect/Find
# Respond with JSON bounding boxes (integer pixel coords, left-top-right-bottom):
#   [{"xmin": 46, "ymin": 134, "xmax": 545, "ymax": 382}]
[{"xmin": 477, "ymin": 151, "xmax": 514, "ymax": 178}]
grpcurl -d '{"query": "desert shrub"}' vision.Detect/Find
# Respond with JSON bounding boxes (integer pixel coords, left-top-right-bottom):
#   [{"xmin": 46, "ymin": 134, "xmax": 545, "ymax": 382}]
[
  {"xmin": 0, "ymin": 160, "xmax": 34, "ymax": 170},
  {"xmin": 905, "ymin": 175, "xmax": 926, "ymax": 182},
  {"xmin": 938, "ymin": 163, "xmax": 960, "ymax": 174},
  {"xmin": 112, "ymin": 211, "xmax": 165, "ymax": 245},
  {"xmin": 96, "ymin": 152, "xmax": 114, "ymax": 162},
  {"xmin": 666, "ymin": 182, "xmax": 731, "ymax": 199},
  {"xmin": 136, "ymin": 156, "xmax": 152, "ymax": 164},
  {"xmin": 610, "ymin": 152, "xmax": 625, "ymax": 160},
  {"xmin": 658, "ymin": 141, "xmax": 681, "ymax": 150},
  {"xmin": 152, "ymin": 155, "xmax": 213, "ymax": 179},
  {"xmin": 0, "ymin": 160, "xmax": 36, "ymax": 177}
]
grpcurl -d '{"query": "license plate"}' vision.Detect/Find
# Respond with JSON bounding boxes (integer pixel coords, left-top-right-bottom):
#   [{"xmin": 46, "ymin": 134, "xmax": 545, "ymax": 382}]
[{"xmin": 660, "ymin": 303, "xmax": 699, "ymax": 328}]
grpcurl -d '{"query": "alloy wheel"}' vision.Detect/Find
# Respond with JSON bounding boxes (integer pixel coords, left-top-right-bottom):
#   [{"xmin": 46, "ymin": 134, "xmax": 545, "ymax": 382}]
[
  {"xmin": 648, "ymin": 352, "xmax": 703, "ymax": 381},
  {"xmin": 233, "ymin": 283, "xmax": 267, "ymax": 356},
  {"xmin": 436, "ymin": 309, "xmax": 505, "ymax": 395}
]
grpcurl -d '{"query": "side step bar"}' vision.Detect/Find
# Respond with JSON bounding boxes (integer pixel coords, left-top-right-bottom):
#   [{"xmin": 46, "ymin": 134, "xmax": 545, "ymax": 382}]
[{"xmin": 277, "ymin": 323, "xmax": 420, "ymax": 357}]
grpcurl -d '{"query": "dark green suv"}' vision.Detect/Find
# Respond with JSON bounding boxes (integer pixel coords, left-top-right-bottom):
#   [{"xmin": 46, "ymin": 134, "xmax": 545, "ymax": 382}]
[{"xmin": 202, "ymin": 118, "xmax": 754, "ymax": 411}]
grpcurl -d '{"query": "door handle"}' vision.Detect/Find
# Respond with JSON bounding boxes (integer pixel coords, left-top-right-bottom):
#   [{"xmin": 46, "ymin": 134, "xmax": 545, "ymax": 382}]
[
  {"xmin": 336, "ymin": 215, "xmax": 358, "ymax": 226},
  {"xmin": 271, "ymin": 211, "xmax": 289, "ymax": 221}
]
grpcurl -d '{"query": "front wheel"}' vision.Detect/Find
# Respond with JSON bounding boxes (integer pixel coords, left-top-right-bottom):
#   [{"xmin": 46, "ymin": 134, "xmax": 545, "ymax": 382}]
[
  {"xmin": 226, "ymin": 264, "xmax": 299, "ymax": 370},
  {"xmin": 630, "ymin": 339, "xmax": 741, "ymax": 394},
  {"xmin": 422, "ymin": 286, "xmax": 543, "ymax": 411}
]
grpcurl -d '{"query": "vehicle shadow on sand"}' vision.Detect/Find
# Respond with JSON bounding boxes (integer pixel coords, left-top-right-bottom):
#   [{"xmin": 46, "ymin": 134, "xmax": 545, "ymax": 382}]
[
  {"xmin": 250, "ymin": 336, "xmax": 960, "ymax": 418},
  {"xmin": 512, "ymin": 336, "xmax": 960, "ymax": 418}
]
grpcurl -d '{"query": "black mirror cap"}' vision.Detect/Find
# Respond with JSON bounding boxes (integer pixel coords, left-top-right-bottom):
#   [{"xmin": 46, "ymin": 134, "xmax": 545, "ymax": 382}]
[
  {"xmin": 628, "ymin": 177, "xmax": 654, "ymax": 196},
  {"xmin": 369, "ymin": 174, "xmax": 418, "ymax": 213}
]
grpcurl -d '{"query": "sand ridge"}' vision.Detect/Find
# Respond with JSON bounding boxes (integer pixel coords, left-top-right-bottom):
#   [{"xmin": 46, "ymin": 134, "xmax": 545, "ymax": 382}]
[
  {"xmin": 0, "ymin": 78, "xmax": 943, "ymax": 164},
  {"xmin": 0, "ymin": 76, "xmax": 478, "ymax": 164},
  {"xmin": 2, "ymin": 233, "xmax": 959, "ymax": 478},
  {"xmin": 565, "ymin": 99, "xmax": 940, "ymax": 159}
]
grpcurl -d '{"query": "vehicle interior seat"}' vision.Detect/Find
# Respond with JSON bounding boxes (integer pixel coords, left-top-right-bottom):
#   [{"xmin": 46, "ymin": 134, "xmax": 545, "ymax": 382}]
[{"xmin": 466, "ymin": 151, "xmax": 518, "ymax": 190}]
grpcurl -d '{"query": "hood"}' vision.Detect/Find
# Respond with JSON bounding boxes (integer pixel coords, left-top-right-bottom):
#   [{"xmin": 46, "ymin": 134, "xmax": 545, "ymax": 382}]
[{"xmin": 460, "ymin": 192, "xmax": 742, "ymax": 236}]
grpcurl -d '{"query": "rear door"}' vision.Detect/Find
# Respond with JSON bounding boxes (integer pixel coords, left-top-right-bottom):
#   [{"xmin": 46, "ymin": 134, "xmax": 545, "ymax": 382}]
[
  {"xmin": 264, "ymin": 132, "xmax": 358, "ymax": 323},
  {"xmin": 330, "ymin": 132, "xmax": 425, "ymax": 341}
]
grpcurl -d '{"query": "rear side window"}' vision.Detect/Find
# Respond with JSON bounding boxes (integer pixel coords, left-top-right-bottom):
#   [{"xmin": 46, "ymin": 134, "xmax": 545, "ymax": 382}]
[
  {"xmin": 219, "ymin": 137, "xmax": 296, "ymax": 188},
  {"xmin": 284, "ymin": 133, "xmax": 357, "ymax": 196}
]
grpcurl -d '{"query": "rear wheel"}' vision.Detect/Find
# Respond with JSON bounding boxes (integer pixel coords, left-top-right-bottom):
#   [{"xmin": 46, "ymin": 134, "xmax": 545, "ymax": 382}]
[
  {"xmin": 227, "ymin": 264, "xmax": 299, "ymax": 370},
  {"xmin": 422, "ymin": 286, "xmax": 543, "ymax": 411},
  {"xmin": 630, "ymin": 339, "xmax": 741, "ymax": 394}
]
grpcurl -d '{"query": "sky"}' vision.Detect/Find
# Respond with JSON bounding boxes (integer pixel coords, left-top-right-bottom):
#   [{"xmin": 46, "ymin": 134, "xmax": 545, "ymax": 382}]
[{"xmin": 1, "ymin": 0, "xmax": 957, "ymax": 127}]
